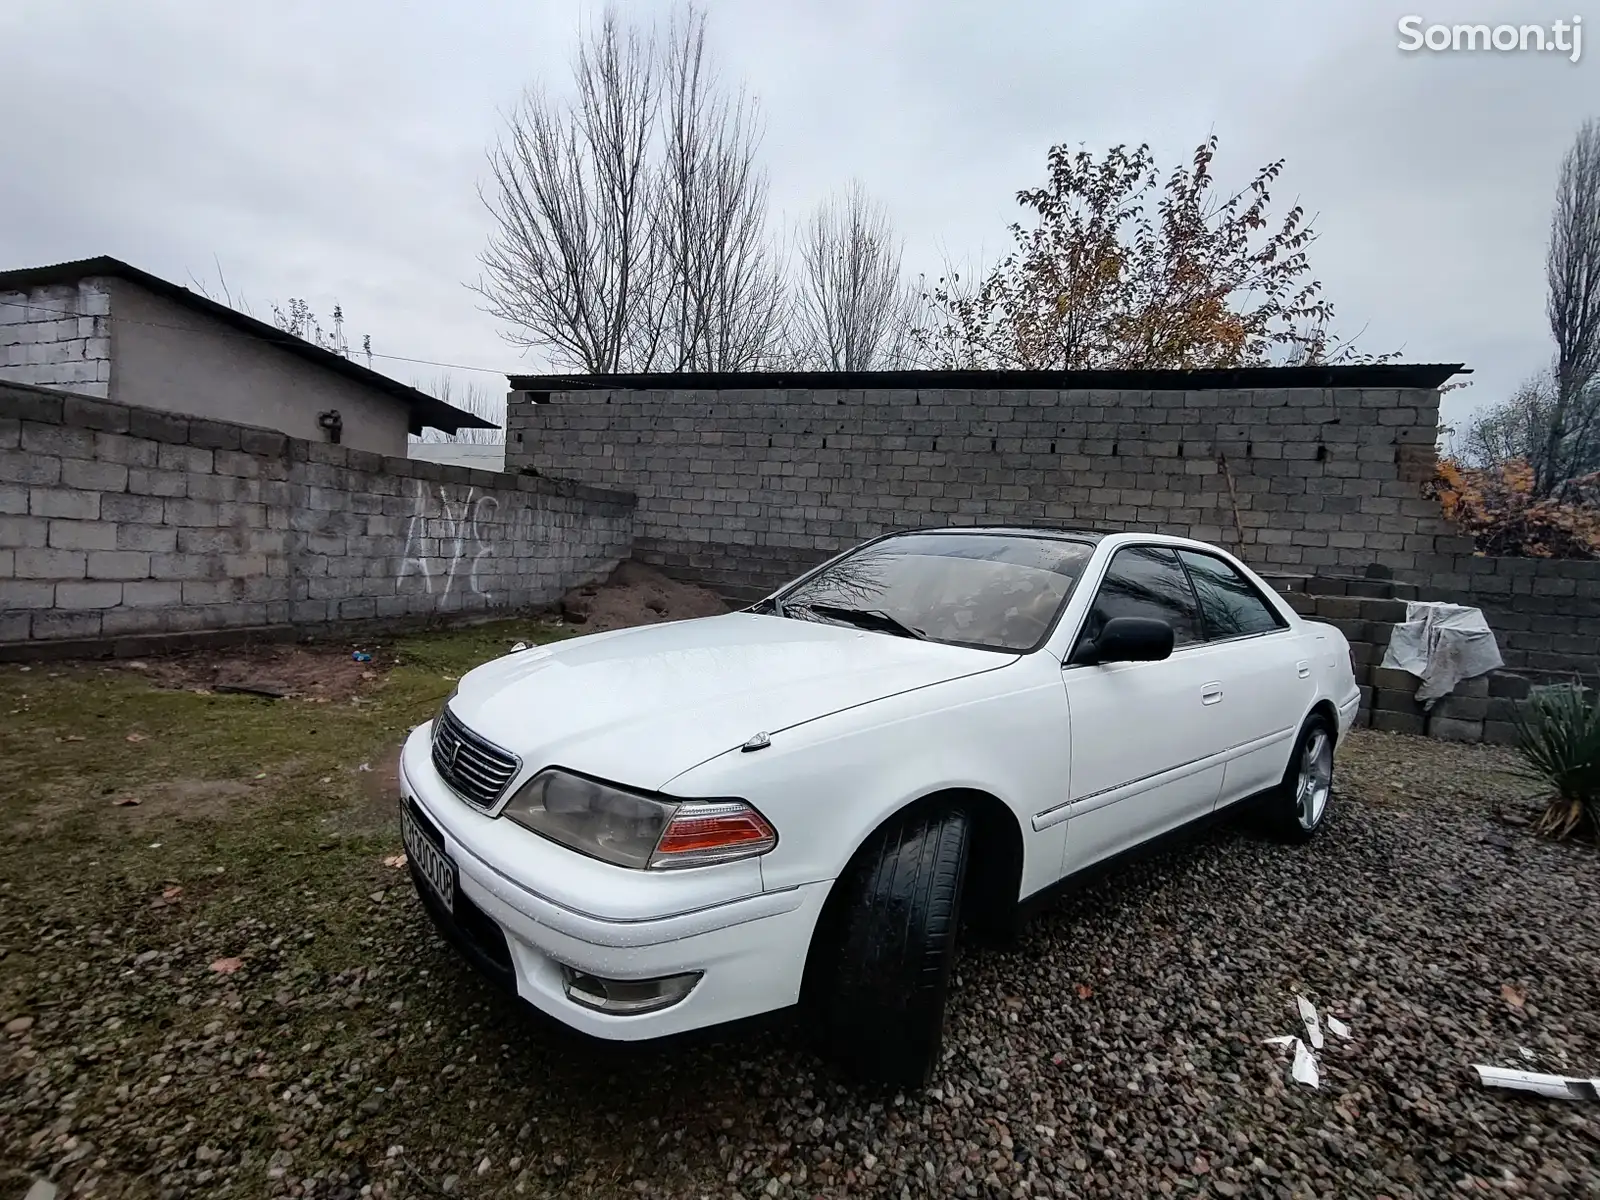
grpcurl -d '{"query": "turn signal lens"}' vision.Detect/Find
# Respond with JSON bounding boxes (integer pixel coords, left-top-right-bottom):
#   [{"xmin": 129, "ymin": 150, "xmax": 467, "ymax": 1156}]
[{"xmin": 649, "ymin": 801, "xmax": 777, "ymax": 870}]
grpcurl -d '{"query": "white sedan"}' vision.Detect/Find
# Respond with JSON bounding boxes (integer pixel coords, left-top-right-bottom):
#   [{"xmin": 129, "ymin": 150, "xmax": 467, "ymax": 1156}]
[{"xmin": 398, "ymin": 528, "xmax": 1361, "ymax": 1084}]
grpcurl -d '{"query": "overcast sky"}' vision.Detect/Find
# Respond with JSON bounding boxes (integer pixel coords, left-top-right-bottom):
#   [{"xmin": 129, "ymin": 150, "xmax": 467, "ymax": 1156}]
[{"xmin": 1, "ymin": 1, "xmax": 1591, "ymax": 430}]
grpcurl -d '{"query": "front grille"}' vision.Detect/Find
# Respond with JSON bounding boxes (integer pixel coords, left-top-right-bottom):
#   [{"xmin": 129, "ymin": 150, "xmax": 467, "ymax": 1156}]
[{"xmin": 431, "ymin": 705, "xmax": 520, "ymax": 809}]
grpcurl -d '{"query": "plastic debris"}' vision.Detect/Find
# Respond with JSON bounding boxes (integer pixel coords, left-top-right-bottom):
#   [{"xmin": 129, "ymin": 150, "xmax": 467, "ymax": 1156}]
[
  {"xmin": 1473, "ymin": 1065, "xmax": 1600, "ymax": 1101},
  {"xmin": 352, "ymin": 651, "xmax": 373, "ymax": 663},
  {"xmin": 1297, "ymin": 994, "xmax": 1325, "ymax": 1050},
  {"xmin": 1327, "ymin": 1016, "xmax": 1352, "ymax": 1040},
  {"xmin": 1292, "ymin": 1039, "xmax": 1321, "ymax": 1089},
  {"xmin": 358, "ymin": 762, "xmax": 372, "ymax": 772},
  {"xmin": 511, "ymin": 642, "xmax": 529, "ymax": 652},
  {"xmin": 1263, "ymin": 1035, "xmax": 1297, "ymax": 1049}
]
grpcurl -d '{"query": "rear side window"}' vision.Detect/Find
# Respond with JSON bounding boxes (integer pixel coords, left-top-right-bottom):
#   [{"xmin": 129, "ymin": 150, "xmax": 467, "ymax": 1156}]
[
  {"xmin": 1177, "ymin": 550, "xmax": 1286, "ymax": 640},
  {"xmin": 1080, "ymin": 546, "xmax": 1203, "ymax": 649}
]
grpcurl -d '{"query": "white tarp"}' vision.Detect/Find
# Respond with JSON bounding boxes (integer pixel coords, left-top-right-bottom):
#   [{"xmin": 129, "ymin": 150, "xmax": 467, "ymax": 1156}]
[{"xmin": 1380, "ymin": 601, "xmax": 1505, "ymax": 705}]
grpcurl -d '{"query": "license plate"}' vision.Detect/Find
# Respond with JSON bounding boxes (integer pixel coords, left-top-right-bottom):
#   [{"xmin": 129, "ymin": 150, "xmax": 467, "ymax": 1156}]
[{"xmin": 401, "ymin": 801, "xmax": 456, "ymax": 916}]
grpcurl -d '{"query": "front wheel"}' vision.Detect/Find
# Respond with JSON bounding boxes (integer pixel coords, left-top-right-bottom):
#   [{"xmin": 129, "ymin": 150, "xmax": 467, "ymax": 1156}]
[
  {"xmin": 1266, "ymin": 714, "xmax": 1336, "ymax": 843},
  {"xmin": 810, "ymin": 804, "xmax": 971, "ymax": 1088}
]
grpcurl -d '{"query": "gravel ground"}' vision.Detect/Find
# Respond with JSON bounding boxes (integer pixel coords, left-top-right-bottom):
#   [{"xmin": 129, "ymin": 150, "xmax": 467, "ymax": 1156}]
[{"xmin": 3, "ymin": 676, "xmax": 1599, "ymax": 1198}]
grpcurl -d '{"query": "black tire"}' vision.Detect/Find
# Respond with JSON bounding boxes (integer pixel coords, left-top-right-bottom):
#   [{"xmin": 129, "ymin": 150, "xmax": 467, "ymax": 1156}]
[
  {"xmin": 1265, "ymin": 713, "xmax": 1336, "ymax": 844},
  {"xmin": 812, "ymin": 804, "xmax": 971, "ymax": 1088}
]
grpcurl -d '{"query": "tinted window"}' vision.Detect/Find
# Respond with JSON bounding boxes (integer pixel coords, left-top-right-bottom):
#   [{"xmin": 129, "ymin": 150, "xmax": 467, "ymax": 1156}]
[
  {"xmin": 1079, "ymin": 546, "xmax": 1203, "ymax": 648},
  {"xmin": 777, "ymin": 532, "xmax": 1095, "ymax": 652},
  {"xmin": 1178, "ymin": 550, "xmax": 1285, "ymax": 639}
]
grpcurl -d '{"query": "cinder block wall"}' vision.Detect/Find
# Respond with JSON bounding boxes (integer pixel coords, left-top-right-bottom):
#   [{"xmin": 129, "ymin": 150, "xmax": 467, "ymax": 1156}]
[
  {"xmin": 507, "ymin": 383, "xmax": 1462, "ymax": 600},
  {"xmin": 0, "ymin": 281, "xmax": 113, "ymax": 398},
  {"xmin": 0, "ymin": 381, "xmax": 635, "ymax": 649}
]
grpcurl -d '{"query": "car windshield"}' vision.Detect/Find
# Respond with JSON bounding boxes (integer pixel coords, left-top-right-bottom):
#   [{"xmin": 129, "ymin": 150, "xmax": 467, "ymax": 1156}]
[{"xmin": 773, "ymin": 532, "xmax": 1096, "ymax": 653}]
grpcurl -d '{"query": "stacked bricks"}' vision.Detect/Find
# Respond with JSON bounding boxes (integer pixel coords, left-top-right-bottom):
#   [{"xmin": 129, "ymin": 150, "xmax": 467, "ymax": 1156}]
[
  {"xmin": 506, "ymin": 383, "xmax": 1462, "ymax": 602},
  {"xmin": 1265, "ymin": 569, "xmax": 1591, "ymax": 746},
  {"xmin": 506, "ymin": 382, "xmax": 1600, "ymax": 676},
  {"xmin": 0, "ymin": 380, "xmax": 636, "ymax": 652},
  {"xmin": 0, "ymin": 281, "xmax": 113, "ymax": 399}
]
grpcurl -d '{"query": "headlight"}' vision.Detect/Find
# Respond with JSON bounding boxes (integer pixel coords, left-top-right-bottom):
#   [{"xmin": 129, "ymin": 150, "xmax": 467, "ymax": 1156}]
[{"xmin": 500, "ymin": 769, "xmax": 777, "ymax": 870}]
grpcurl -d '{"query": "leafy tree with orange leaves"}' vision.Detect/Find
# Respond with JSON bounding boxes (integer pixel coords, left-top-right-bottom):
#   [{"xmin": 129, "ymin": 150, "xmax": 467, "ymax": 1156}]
[
  {"xmin": 914, "ymin": 136, "xmax": 1384, "ymax": 370},
  {"xmin": 1428, "ymin": 456, "xmax": 1600, "ymax": 558}
]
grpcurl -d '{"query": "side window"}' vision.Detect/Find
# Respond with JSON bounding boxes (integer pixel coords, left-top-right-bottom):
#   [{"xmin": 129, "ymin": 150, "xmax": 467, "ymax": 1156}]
[
  {"xmin": 1080, "ymin": 546, "xmax": 1203, "ymax": 649},
  {"xmin": 1177, "ymin": 550, "xmax": 1286, "ymax": 640}
]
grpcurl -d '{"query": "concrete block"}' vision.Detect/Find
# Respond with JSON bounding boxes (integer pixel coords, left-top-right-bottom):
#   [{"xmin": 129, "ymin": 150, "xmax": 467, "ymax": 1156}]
[
  {"xmin": 19, "ymin": 423, "xmax": 96, "ymax": 459},
  {"xmin": 0, "ymin": 451, "xmax": 62, "ymax": 486},
  {"xmin": 1431, "ymin": 694, "xmax": 1489, "ymax": 721},
  {"xmin": 116, "ymin": 523, "xmax": 178, "ymax": 552},
  {"xmin": 181, "ymin": 580, "xmax": 237, "ymax": 605},
  {"xmin": 86, "ymin": 550, "xmax": 150, "ymax": 580},
  {"xmin": 1371, "ymin": 666, "xmax": 1420, "ymax": 693},
  {"xmin": 31, "ymin": 610, "xmax": 103, "ymax": 639},
  {"xmin": 1373, "ymin": 687, "xmax": 1424, "ymax": 715},
  {"xmin": 93, "ymin": 432, "xmax": 159, "ymax": 468},
  {"xmin": 0, "ymin": 579, "xmax": 54, "ymax": 608},
  {"xmin": 1428, "ymin": 715, "xmax": 1484, "ymax": 743},
  {"xmin": 150, "ymin": 553, "xmax": 215, "ymax": 581},
  {"xmin": 47, "ymin": 518, "xmax": 117, "ymax": 551},
  {"xmin": 123, "ymin": 579, "xmax": 183, "ymax": 607},
  {"xmin": 162, "ymin": 498, "xmax": 220, "ymax": 527},
  {"xmin": 101, "ymin": 607, "xmax": 166, "ymax": 636},
  {"xmin": 0, "ymin": 483, "xmax": 24, "ymax": 514},
  {"xmin": 1359, "ymin": 598, "xmax": 1409, "ymax": 623},
  {"xmin": 156, "ymin": 442, "xmax": 214, "ymax": 474},
  {"xmin": 14, "ymin": 547, "xmax": 85, "ymax": 579},
  {"xmin": 0, "ymin": 514, "xmax": 48, "ymax": 548},
  {"xmin": 29, "ymin": 487, "xmax": 100, "ymax": 520},
  {"xmin": 99, "ymin": 493, "xmax": 165, "ymax": 523},
  {"xmin": 127, "ymin": 468, "xmax": 187, "ymax": 498},
  {"xmin": 60, "ymin": 458, "xmax": 128, "ymax": 492},
  {"xmin": 55, "ymin": 581, "xmax": 123, "ymax": 609},
  {"xmin": 1481, "ymin": 720, "xmax": 1520, "ymax": 746},
  {"xmin": 1371, "ymin": 710, "xmax": 1426, "ymax": 736},
  {"xmin": 127, "ymin": 409, "xmax": 189, "ymax": 444},
  {"xmin": 1488, "ymin": 671, "xmax": 1532, "ymax": 699}
]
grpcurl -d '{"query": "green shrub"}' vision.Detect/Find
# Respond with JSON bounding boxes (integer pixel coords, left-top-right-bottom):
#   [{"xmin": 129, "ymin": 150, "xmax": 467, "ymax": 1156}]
[{"xmin": 1514, "ymin": 682, "xmax": 1600, "ymax": 842}]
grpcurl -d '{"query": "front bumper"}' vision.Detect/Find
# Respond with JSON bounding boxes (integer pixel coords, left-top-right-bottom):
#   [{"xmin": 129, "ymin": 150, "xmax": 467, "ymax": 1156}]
[{"xmin": 397, "ymin": 723, "xmax": 829, "ymax": 1040}]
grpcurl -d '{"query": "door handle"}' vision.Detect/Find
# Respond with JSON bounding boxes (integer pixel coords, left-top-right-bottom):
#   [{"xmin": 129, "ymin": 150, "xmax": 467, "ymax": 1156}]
[
  {"xmin": 1201, "ymin": 682, "xmax": 1223, "ymax": 705},
  {"xmin": 1296, "ymin": 660, "xmax": 1311, "ymax": 679}
]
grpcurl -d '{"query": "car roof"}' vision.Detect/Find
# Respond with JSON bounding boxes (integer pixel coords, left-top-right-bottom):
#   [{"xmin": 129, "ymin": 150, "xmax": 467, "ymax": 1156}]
[{"xmin": 892, "ymin": 526, "xmax": 1109, "ymax": 543}]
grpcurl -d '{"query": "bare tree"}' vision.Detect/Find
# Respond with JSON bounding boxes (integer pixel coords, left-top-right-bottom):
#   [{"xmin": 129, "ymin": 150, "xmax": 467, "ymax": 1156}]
[
  {"xmin": 412, "ymin": 376, "xmax": 506, "ymax": 445},
  {"xmin": 474, "ymin": 10, "xmax": 661, "ymax": 373},
  {"xmin": 649, "ymin": 7, "xmax": 787, "ymax": 370},
  {"xmin": 790, "ymin": 181, "xmax": 920, "ymax": 370},
  {"xmin": 1538, "ymin": 118, "xmax": 1600, "ymax": 494},
  {"xmin": 472, "ymin": 4, "xmax": 784, "ymax": 374}
]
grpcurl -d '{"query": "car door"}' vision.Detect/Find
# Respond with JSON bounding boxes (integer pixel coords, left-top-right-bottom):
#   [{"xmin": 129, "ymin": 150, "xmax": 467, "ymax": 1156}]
[
  {"xmin": 1057, "ymin": 545, "xmax": 1228, "ymax": 877},
  {"xmin": 1174, "ymin": 549, "xmax": 1311, "ymax": 806}
]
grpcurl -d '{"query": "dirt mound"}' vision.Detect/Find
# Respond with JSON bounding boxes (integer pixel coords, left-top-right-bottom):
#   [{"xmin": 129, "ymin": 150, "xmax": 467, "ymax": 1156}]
[
  {"xmin": 559, "ymin": 560, "xmax": 730, "ymax": 633},
  {"xmin": 128, "ymin": 643, "xmax": 395, "ymax": 702}
]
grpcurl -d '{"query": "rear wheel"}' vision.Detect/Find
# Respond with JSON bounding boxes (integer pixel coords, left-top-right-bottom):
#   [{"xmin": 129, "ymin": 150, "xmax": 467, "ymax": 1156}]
[
  {"xmin": 810, "ymin": 804, "xmax": 971, "ymax": 1088},
  {"xmin": 1266, "ymin": 714, "xmax": 1335, "ymax": 843}
]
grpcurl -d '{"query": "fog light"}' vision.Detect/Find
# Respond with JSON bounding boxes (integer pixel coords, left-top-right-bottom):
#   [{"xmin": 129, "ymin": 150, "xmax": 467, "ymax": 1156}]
[{"xmin": 560, "ymin": 966, "xmax": 702, "ymax": 1014}]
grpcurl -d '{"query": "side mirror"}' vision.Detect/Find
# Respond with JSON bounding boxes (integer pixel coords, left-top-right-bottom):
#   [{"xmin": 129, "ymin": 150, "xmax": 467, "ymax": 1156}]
[{"xmin": 1071, "ymin": 616, "xmax": 1175, "ymax": 666}]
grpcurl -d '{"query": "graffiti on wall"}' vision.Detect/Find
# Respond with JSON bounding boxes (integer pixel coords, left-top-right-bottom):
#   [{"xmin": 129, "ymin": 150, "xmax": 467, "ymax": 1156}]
[{"xmin": 398, "ymin": 480, "xmax": 501, "ymax": 600}]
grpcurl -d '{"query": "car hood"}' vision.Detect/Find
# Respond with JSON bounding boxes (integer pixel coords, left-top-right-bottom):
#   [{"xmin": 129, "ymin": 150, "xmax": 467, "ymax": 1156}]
[{"xmin": 446, "ymin": 612, "xmax": 1015, "ymax": 791}]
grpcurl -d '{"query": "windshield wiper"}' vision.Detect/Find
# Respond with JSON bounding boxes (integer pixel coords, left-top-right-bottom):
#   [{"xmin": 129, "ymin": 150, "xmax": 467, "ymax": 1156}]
[{"xmin": 793, "ymin": 603, "xmax": 927, "ymax": 640}]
